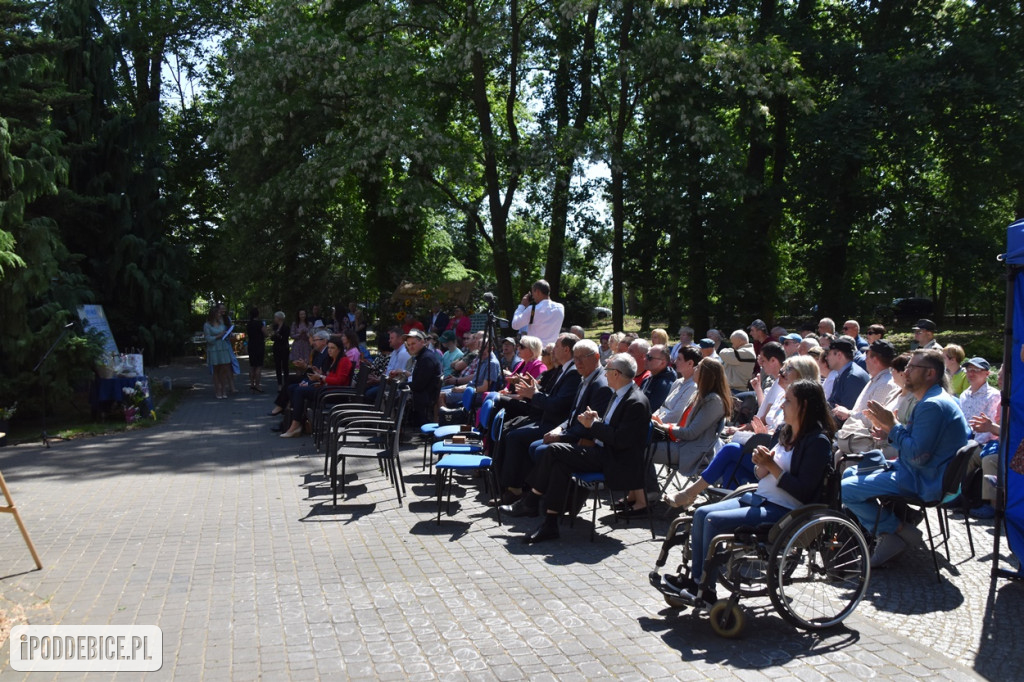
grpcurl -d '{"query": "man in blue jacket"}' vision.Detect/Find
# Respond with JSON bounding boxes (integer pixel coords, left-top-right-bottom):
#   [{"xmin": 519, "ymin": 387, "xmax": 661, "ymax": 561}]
[
  {"xmin": 841, "ymin": 348, "xmax": 970, "ymax": 567},
  {"xmin": 826, "ymin": 337, "xmax": 869, "ymax": 410}
]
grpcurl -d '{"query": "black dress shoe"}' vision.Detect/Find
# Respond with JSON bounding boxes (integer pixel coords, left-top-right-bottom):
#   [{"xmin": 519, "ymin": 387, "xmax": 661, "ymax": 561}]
[
  {"xmin": 620, "ymin": 505, "xmax": 650, "ymax": 519},
  {"xmin": 611, "ymin": 498, "xmax": 632, "ymax": 512},
  {"xmin": 487, "ymin": 490, "xmax": 521, "ymax": 507},
  {"xmin": 524, "ymin": 522, "xmax": 560, "ymax": 544},
  {"xmin": 500, "ymin": 498, "xmax": 539, "ymax": 517},
  {"xmin": 270, "ymin": 426, "xmax": 284, "ymax": 433}
]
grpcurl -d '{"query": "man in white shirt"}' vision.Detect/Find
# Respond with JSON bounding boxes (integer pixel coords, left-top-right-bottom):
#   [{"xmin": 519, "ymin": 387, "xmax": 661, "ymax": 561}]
[
  {"xmin": 511, "ymin": 279, "xmax": 565, "ymax": 346},
  {"xmin": 669, "ymin": 326, "xmax": 697, "ymax": 362},
  {"xmin": 835, "ymin": 339, "xmax": 897, "ymax": 456}
]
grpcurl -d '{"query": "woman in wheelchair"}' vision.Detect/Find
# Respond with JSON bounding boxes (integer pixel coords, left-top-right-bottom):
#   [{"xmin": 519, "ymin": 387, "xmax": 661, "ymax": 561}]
[
  {"xmin": 662, "ymin": 379, "xmax": 835, "ymax": 603},
  {"xmin": 665, "ymin": 355, "xmax": 821, "ymax": 510}
]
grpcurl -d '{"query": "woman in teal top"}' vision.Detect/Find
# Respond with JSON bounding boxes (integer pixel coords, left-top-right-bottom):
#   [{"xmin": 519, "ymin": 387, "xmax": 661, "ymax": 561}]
[{"xmin": 204, "ymin": 304, "xmax": 234, "ymax": 399}]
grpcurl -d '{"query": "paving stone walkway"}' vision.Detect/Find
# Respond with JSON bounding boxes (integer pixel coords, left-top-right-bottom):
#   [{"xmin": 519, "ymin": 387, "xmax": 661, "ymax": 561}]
[{"xmin": 0, "ymin": 362, "xmax": 1020, "ymax": 680}]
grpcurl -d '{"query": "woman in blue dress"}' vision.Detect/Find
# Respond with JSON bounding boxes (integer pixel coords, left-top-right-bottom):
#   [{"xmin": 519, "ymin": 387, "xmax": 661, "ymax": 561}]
[{"xmin": 204, "ymin": 304, "xmax": 234, "ymax": 399}]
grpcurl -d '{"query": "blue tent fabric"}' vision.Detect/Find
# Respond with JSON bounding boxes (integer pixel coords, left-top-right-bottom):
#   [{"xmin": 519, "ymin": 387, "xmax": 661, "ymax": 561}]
[
  {"xmin": 1003, "ymin": 269, "xmax": 1024, "ymax": 564},
  {"xmin": 996, "ymin": 218, "xmax": 1024, "ymax": 577}
]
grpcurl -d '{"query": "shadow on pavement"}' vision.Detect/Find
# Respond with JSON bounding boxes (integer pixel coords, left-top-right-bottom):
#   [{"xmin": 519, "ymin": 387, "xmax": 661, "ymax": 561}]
[
  {"xmin": 975, "ymin": 566, "xmax": 1024, "ymax": 680},
  {"xmin": 639, "ymin": 608, "xmax": 863, "ymax": 669}
]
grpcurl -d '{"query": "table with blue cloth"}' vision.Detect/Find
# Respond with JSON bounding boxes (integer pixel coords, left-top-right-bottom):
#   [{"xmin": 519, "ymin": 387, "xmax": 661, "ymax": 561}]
[{"xmin": 89, "ymin": 375, "xmax": 153, "ymax": 417}]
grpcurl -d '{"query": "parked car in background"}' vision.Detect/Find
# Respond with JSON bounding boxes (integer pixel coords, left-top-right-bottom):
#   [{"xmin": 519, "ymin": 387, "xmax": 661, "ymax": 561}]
[{"xmin": 875, "ymin": 297, "xmax": 934, "ymax": 323}]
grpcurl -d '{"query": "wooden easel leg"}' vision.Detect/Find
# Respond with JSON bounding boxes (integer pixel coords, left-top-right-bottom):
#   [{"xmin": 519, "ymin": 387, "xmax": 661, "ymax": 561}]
[{"xmin": 0, "ymin": 469, "xmax": 43, "ymax": 570}]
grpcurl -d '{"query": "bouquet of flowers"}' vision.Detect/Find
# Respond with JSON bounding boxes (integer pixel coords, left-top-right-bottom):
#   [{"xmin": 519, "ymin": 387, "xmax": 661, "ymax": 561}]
[{"xmin": 122, "ymin": 380, "xmax": 152, "ymax": 423}]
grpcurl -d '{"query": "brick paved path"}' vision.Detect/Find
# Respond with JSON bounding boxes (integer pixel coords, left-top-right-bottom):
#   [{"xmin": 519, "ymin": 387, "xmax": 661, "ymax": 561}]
[{"xmin": 0, "ymin": 363, "xmax": 1019, "ymax": 680}]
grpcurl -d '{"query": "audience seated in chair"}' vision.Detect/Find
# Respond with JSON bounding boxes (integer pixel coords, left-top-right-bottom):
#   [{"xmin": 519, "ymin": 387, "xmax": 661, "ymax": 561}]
[
  {"xmin": 841, "ymin": 348, "xmax": 970, "ymax": 568},
  {"xmin": 504, "ymin": 352, "xmax": 651, "ymax": 544},
  {"xmin": 280, "ymin": 335, "xmax": 354, "ymax": 438},
  {"xmin": 668, "ymin": 355, "xmax": 820, "ymax": 509}
]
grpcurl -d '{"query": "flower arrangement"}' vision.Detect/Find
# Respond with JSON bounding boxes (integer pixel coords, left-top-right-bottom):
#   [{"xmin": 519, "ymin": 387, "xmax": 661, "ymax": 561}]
[{"xmin": 122, "ymin": 380, "xmax": 153, "ymax": 423}]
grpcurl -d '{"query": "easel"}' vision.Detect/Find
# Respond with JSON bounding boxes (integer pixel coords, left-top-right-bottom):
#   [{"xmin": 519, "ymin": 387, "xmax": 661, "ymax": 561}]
[{"xmin": 0, "ymin": 443, "xmax": 43, "ymax": 570}]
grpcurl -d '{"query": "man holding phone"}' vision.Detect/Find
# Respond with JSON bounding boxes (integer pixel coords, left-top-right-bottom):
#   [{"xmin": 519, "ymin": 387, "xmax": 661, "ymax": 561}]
[{"xmin": 512, "ymin": 279, "xmax": 565, "ymax": 346}]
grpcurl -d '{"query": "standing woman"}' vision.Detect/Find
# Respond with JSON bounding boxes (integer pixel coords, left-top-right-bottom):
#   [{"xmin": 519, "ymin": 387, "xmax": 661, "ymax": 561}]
[
  {"xmin": 290, "ymin": 309, "xmax": 311, "ymax": 366},
  {"xmin": 270, "ymin": 311, "xmax": 290, "ymax": 389},
  {"xmin": 246, "ymin": 307, "xmax": 267, "ymax": 393},
  {"xmin": 204, "ymin": 304, "xmax": 234, "ymax": 399}
]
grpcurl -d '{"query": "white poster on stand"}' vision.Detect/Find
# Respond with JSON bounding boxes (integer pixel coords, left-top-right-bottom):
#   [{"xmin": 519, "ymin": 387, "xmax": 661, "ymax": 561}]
[{"xmin": 77, "ymin": 305, "xmax": 119, "ymax": 355}]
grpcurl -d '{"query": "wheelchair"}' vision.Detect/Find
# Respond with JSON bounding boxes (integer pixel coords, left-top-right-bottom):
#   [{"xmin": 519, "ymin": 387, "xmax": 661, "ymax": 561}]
[{"xmin": 648, "ymin": 464, "xmax": 870, "ymax": 638}]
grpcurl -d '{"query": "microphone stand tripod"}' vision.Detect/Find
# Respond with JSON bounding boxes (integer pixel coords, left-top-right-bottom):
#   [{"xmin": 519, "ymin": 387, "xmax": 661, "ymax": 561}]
[
  {"xmin": 32, "ymin": 323, "xmax": 74, "ymax": 449},
  {"xmin": 474, "ymin": 295, "xmax": 508, "ymax": 391}
]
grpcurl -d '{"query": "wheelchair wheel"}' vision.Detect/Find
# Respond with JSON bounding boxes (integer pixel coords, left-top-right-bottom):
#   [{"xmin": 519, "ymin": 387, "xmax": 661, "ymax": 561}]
[
  {"xmin": 767, "ymin": 513, "xmax": 870, "ymax": 631},
  {"xmin": 715, "ymin": 547, "xmax": 769, "ymax": 598},
  {"xmin": 708, "ymin": 599, "xmax": 747, "ymax": 638}
]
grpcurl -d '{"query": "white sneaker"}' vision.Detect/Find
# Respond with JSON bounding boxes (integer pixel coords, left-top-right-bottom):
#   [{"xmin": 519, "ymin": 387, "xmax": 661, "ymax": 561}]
[{"xmin": 870, "ymin": 532, "xmax": 907, "ymax": 568}]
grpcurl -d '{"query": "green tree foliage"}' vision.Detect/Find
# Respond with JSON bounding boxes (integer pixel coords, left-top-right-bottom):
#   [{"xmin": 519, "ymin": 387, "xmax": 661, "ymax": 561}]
[{"xmin": 0, "ymin": 0, "xmax": 97, "ymax": 413}]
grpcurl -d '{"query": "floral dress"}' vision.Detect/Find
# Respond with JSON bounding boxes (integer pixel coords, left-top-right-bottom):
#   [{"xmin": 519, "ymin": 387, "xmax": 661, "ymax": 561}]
[{"xmin": 290, "ymin": 321, "xmax": 311, "ymax": 363}]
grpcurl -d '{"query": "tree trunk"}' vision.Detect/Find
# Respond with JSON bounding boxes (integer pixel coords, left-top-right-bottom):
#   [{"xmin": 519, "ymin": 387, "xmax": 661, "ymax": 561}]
[
  {"xmin": 609, "ymin": 0, "xmax": 634, "ymax": 331},
  {"xmin": 544, "ymin": 6, "xmax": 599, "ymax": 299}
]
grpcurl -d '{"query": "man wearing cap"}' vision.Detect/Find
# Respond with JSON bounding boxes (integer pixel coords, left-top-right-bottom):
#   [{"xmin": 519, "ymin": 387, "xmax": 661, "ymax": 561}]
[
  {"xmin": 748, "ymin": 319, "xmax": 771, "ymax": 356},
  {"xmin": 780, "ymin": 333, "xmax": 802, "ymax": 357},
  {"xmin": 912, "ymin": 319, "xmax": 941, "ymax": 350},
  {"xmin": 835, "ymin": 339, "xmax": 898, "ymax": 455},
  {"xmin": 512, "ymin": 279, "xmax": 565, "ymax": 346},
  {"xmin": 404, "ymin": 329, "xmax": 442, "ymax": 426},
  {"xmin": 438, "ymin": 330, "xmax": 463, "ymax": 378},
  {"xmin": 698, "ymin": 338, "xmax": 721, "ymax": 363},
  {"xmin": 843, "ymin": 348, "xmax": 970, "ymax": 567},
  {"xmin": 958, "ymin": 358, "xmax": 1000, "ymax": 445},
  {"xmin": 826, "ymin": 337, "xmax": 870, "ymax": 410},
  {"xmin": 499, "ymin": 337, "xmax": 520, "ymax": 373}
]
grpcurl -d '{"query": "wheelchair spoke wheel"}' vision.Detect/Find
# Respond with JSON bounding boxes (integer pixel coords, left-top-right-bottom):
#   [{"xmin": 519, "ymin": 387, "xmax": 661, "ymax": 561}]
[
  {"xmin": 768, "ymin": 514, "xmax": 870, "ymax": 631},
  {"xmin": 708, "ymin": 599, "xmax": 747, "ymax": 638},
  {"xmin": 716, "ymin": 552, "xmax": 770, "ymax": 598}
]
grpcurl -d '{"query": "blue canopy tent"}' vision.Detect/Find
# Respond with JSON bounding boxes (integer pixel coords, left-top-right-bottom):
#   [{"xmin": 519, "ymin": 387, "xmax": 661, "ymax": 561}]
[{"xmin": 993, "ymin": 218, "xmax": 1024, "ymax": 581}]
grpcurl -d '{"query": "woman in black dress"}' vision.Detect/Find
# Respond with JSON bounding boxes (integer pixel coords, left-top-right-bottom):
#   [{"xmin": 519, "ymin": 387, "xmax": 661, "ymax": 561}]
[
  {"xmin": 246, "ymin": 307, "xmax": 267, "ymax": 393},
  {"xmin": 269, "ymin": 311, "xmax": 290, "ymax": 389}
]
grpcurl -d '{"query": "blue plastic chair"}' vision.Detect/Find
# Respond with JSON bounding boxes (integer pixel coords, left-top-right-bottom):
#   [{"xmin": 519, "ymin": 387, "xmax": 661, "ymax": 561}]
[
  {"xmin": 434, "ymin": 409, "xmax": 505, "ymax": 525},
  {"xmin": 420, "ymin": 386, "xmax": 478, "ymax": 468}
]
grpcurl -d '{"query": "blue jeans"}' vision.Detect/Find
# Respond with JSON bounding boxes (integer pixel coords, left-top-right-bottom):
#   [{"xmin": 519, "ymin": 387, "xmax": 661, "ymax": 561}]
[
  {"xmin": 840, "ymin": 466, "xmax": 902, "ymax": 535},
  {"xmin": 690, "ymin": 494, "xmax": 787, "ymax": 582},
  {"xmin": 700, "ymin": 442, "xmax": 757, "ymax": 489}
]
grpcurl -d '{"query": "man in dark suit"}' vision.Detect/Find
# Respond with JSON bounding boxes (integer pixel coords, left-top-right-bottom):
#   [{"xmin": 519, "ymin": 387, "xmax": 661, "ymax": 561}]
[
  {"xmin": 504, "ymin": 352, "xmax": 652, "ymax": 543},
  {"xmin": 495, "ymin": 334, "xmax": 584, "ymax": 502},
  {"xmin": 425, "ymin": 303, "xmax": 450, "ymax": 336},
  {"xmin": 403, "ymin": 329, "xmax": 441, "ymax": 427},
  {"xmin": 641, "ymin": 344, "xmax": 676, "ymax": 412},
  {"xmin": 826, "ymin": 337, "xmax": 870, "ymax": 411}
]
